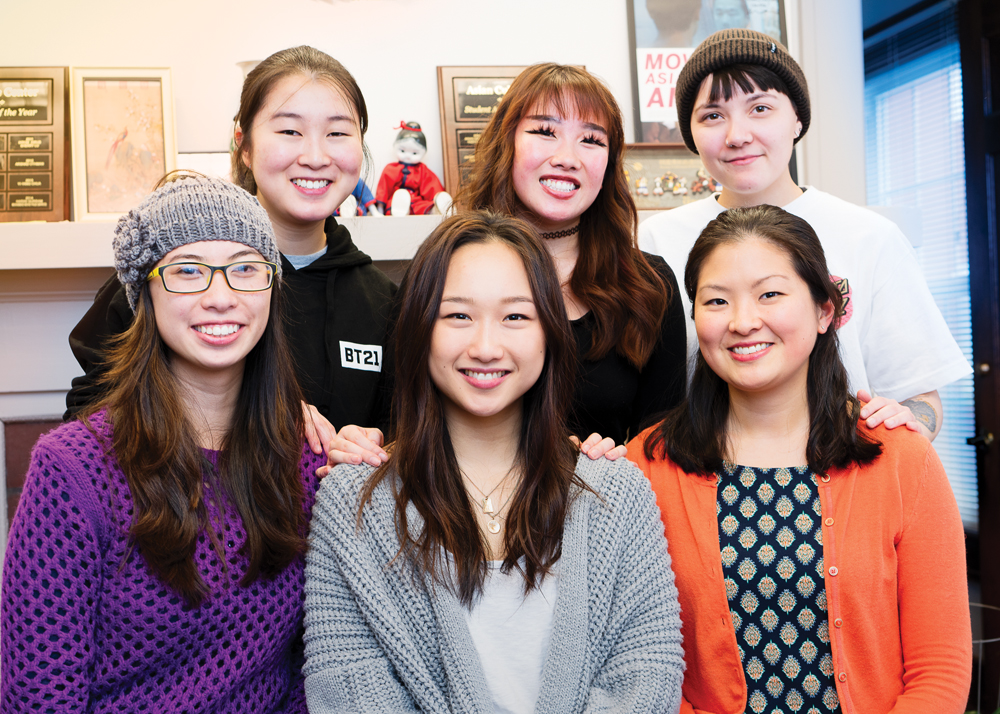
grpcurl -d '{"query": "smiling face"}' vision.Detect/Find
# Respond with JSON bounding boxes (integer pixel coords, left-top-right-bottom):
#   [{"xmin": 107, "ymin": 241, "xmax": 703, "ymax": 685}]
[
  {"xmin": 241, "ymin": 74, "xmax": 363, "ymax": 230},
  {"xmin": 694, "ymin": 237, "xmax": 834, "ymax": 401},
  {"xmin": 429, "ymin": 241, "xmax": 546, "ymax": 427},
  {"xmin": 690, "ymin": 75, "xmax": 803, "ymax": 208},
  {"xmin": 150, "ymin": 240, "xmax": 272, "ymax": 386},
  {"xmin": 511, "ymin": 103, "xmax": 610, "ymax": 232}
]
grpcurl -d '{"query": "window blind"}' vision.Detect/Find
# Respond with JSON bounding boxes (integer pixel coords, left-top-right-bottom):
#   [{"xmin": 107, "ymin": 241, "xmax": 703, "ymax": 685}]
[{"xmin": 864, "ymin": 2, "xmax": 978, "ymax": 530}]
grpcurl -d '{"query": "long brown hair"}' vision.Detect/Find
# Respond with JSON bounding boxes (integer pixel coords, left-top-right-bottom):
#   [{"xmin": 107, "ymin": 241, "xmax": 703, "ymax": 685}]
[
  {"xmin": 232, "ymin": 45, "xmax": 370, "ymax": 195},
  {"xmin": 644, "ymin": 205, "xmax": 882, "ymax": 473},
  {"xmin": 362, "ymin": 211, "xmax": 583, "ymax": 606},
  {"xmin": 87, "ymin": 281, "xmax": 307, "ymax": 606},
  {"xmin": 457, "ymin": 63, "xmax": 670, "ymax": 368}
]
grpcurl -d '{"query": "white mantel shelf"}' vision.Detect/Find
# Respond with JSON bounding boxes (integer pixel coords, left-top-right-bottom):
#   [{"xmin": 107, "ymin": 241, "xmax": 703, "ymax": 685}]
[
  {"xmin": 0, "ymin": 215, "xmax": 447, "ymax": 271},
  {"xmin": 0, "ymin": 211, "xmax": 667, "ymax": 271}
]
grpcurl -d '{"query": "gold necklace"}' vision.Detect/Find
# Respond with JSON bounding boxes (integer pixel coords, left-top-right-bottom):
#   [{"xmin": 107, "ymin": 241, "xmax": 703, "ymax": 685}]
[{"xmin": 463, "ymin": 469, "xmax": 516, "ymax": 534}]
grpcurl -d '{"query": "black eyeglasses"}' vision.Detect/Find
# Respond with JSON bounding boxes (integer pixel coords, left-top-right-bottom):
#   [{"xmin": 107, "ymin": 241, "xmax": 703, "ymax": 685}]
[{"xmin": 146, "ymin": 261, "xmax": 277, "ymax": 294}]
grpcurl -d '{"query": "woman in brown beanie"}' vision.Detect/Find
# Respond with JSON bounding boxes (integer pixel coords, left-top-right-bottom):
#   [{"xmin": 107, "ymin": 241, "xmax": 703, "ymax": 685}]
[{"xmin": 638, "ymin": 29, "xmax": 969, "ymax": 444}]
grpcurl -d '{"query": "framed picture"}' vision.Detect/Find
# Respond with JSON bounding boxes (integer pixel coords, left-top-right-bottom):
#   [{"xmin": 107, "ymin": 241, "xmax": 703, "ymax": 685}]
[
  {"xmin": 627, "ymin": 0, "xmax": 788, "ymax": 143},
  {"xmin": 625, "ymin": 143, "xmax": 721, "ymax": 210},
  {"xmin": 437, "ymin": 66, "xmax": 527, "ymax": 195},
  {"xmin": 70, "ymin": 67, "xmax": 176, "ymax": 221}
]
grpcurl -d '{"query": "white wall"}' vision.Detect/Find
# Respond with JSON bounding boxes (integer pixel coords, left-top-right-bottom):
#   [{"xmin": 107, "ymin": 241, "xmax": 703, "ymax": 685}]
[
  {"xmin": 4, "ymin": 0, "xmax": 637, "ymax": 183},
  {"xmin": 793, "ymin": 0, "xmax": 868, "ymax": 204},
  {"xmin": 1, "ymin": 0, "xmax": 866, "ymax": 199}
]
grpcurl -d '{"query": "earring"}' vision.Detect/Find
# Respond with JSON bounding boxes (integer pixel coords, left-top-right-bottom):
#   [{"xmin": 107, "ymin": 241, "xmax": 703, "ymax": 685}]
[{"xmin": 794, "ymin": 126, "xmax": 802, "ymax": 138}]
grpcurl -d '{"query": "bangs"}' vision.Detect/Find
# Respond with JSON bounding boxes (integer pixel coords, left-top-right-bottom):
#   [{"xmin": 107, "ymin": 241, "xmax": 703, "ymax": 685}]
[
  {"xmin": 525, "ymin": 82, "xmax": 616, "ymax": 137},
  {"xmin": 706, "ymin": 64, "xmax": 791, "ymax": 105}
]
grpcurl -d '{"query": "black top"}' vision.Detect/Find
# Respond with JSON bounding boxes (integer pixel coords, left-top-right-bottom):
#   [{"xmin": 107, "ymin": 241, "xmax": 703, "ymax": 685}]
[
  {"xmin": 567, "ymin": 254, "xmax": 687, "ymax": 444},
  {"xmin": 64, "ymin": 217, "xmax": 397, "ymax": 432}
]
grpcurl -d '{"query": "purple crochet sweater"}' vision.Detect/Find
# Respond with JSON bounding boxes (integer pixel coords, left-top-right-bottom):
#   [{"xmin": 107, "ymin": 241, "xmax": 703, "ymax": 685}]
[{"xmin": 1, "ymin": 411, "xmax": 324, "ymax": 713}]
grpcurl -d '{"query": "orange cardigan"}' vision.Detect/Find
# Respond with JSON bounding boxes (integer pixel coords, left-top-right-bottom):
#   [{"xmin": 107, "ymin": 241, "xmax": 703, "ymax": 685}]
[{"xmin": 626, "ymin": 423, "xmax": 971, "ymax": 714}]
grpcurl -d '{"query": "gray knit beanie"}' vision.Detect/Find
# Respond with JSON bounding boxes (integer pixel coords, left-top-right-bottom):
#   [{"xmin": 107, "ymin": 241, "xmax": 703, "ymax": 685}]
[
  {"xmin": 675, "ymin": 29, "xmax": 810, "ymax": 154},
  {"xmin": 114, "ymin": 175, "xmax": 281, "ymax": 311}
]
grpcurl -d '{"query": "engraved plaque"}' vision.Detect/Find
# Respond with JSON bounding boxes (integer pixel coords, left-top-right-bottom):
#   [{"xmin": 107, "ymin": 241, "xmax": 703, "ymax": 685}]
[
  {"xmin": 11, "ymin": 173, "xmax": 50, "ymax": 190},
  {"xmin": 8, "ymin": 192, "xmax": 51, "ymax": 211},
  {"xmin": 438, "ymin": 67, "xmax": 527, "ymax": 194},
  {"xmin": 457, "ymin": 128, "xmax": 482, "ymax": 150},
  {"xmin": 0, "ymin": 68, "xmax": 68, "ymax": 222},
  {"xmin": 8, "ymin": 153, "xmax": 51, "ymax": 171},
  {"xmin": 452, "ymin": 77, "xmax": 511, "ymax": 123},
  {"xmin": 10, "ymin": 133, "xmax": 51, "ymax": 151},
  {"xmin": 458, "ymin": 148, "xmax": 476, "ymax": 168},
  {"xmin": 0, "ymin": 80, "xmax": 50, "ymax": 123}
]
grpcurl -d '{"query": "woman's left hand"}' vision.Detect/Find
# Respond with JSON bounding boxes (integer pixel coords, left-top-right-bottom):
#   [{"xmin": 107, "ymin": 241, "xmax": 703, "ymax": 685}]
[
  {"xmin": 571, "ymin": 433, "xmax": 628, "ymax": 460},
  {"xmin": 302, "ymin": 402, "xmax": 337, "ymax": 455}
]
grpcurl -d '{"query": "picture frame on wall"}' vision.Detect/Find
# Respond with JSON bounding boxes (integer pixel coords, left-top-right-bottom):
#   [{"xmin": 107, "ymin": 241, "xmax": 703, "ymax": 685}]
[
  {"xmin": 70, "ymin": 67, "xmax": 176, "ymax": 221},
  {"xmin": 626, "ymin": 0, "xmax": 788, "ymax": 144},
  {"xmin": 625, "ymin": 143, "xmax": 722, "ymax": 211}
]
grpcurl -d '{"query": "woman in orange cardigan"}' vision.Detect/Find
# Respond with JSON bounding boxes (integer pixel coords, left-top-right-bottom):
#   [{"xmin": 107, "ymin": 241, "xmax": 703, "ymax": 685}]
[{"xmin": 627, "ymin": 205, "xmax": 971, "ymax": 714}]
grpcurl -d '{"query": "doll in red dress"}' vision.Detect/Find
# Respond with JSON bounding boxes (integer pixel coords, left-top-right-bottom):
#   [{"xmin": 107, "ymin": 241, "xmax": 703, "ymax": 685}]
[{"xmin": 376, "ymin": 122, "xmax": 452, "ymax": 216}]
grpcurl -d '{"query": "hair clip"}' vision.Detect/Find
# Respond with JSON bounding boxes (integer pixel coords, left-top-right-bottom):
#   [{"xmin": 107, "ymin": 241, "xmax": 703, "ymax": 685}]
[{"xmin": 770, "ymin": 42, "xmax": 777, "ymax": 53}]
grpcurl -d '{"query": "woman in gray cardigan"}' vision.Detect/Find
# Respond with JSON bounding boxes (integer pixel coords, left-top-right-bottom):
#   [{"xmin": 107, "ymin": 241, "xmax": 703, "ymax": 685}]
[{"xmin": 303, "ymin": 211, "xmax": 684, "ymax": 713}]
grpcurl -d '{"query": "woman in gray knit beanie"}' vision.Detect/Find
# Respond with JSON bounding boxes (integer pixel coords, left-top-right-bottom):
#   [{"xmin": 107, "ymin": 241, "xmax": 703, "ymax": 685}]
[{"xmin": 3, "ymin": 173, "xmax": 328, "ymax": 712}]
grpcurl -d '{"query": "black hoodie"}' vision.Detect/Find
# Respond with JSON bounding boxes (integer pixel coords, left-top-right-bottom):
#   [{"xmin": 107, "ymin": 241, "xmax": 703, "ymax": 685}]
[{"xmin": 64, "ymin": 218, "xmax": 397, "ymax": 432}]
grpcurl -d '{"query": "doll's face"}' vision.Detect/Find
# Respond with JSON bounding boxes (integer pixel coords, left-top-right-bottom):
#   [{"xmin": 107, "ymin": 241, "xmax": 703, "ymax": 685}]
[{"xmin": 396, "ymin": 137, "xmax": 426, "ymax": 165}]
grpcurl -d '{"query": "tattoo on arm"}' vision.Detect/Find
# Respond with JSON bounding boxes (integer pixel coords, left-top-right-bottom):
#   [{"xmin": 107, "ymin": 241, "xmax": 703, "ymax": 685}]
[{"xmin": 901, "ymin": 398, "xmax": 938, "ymax": 433}]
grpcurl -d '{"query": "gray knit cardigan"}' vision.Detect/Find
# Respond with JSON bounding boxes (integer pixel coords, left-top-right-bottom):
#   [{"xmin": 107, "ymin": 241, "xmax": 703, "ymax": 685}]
[{"xmin": 303, "ymin": 454, "xmax": 684, "ymax": 713}]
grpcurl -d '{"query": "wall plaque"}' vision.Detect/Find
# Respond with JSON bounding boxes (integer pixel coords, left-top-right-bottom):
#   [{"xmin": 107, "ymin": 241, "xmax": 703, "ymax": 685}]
[
  {"xmin": 0, "ymin": 68, "xmax": 69, "ymax": 222},
  {"xmin": 437, "ymin": 67, "xmax": 526, "ymax": 196}
]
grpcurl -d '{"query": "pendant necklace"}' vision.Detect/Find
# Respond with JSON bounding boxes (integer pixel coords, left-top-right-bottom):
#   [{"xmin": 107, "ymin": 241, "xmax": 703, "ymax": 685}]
[{"xmin": 463, "ymin": 469, "xmax": 516, "ymax": 534}]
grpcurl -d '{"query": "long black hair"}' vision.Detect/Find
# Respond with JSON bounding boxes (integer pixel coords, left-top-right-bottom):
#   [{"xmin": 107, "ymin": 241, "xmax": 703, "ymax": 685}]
[
  {"xmin": 644, "ymin": 205, "xmax": 882, "ymax": 474},
  {"xmin": 360, "ymin": 210, "xmax": 585, "ymax": 606},
  {"xmin": 90, "ymin": 279, "xmax": 306, "ymax": 606}
]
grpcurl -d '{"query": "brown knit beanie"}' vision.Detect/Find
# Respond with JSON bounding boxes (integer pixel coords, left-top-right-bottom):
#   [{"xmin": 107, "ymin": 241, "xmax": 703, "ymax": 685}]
[{"xmin": 675, "ymin": 29, "xmax": 810, "ymax": 154}]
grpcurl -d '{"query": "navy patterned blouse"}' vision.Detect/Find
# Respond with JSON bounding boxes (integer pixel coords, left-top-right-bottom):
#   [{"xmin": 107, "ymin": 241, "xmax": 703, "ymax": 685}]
[{"xmin": 716, "ymin": 463, "xmax": 842, "ymax": 714}]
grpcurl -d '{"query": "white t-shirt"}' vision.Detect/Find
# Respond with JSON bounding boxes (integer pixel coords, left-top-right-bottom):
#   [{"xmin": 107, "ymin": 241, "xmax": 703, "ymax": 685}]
[
  {"xmin": 463, "ymin": 562, "xmax": 558, "ymax": 714},
  {"xmin": 638, "ymin": 187, "xmax": 971, "ymax": 401}
]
